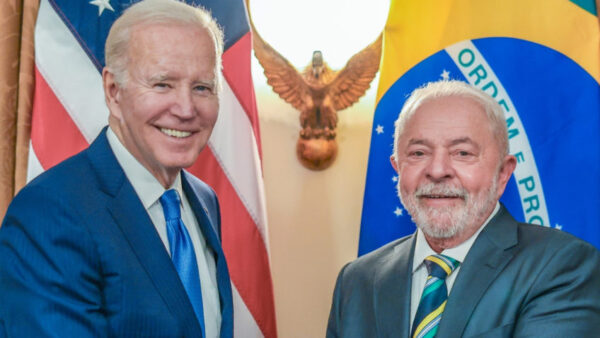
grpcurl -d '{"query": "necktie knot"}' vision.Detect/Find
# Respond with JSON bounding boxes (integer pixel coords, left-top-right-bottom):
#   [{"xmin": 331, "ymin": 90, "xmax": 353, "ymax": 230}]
[
  {"xmin": 160, "ymin": 189, "xmax": 181, "ymax": 221},
  {"xmin": 424, "ymin": 254, "xmax": 460, "ymax": 280}
]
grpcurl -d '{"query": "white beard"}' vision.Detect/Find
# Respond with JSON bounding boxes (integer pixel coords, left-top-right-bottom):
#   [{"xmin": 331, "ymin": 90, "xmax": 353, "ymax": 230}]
[{"xmin": 399, "ymin": 177, "xmax": 498, "ymax": 239}]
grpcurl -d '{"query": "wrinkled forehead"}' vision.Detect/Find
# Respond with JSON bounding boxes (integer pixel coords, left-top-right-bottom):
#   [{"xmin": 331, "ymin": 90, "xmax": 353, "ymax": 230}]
[
  {"xmin": 128, "ymin": 22, "xmax": 210, "ymax": 47},
  {"xmin": 407, "ymin": 94, "xmax": 489, "ymax": 125},
  {"xmin": 125, "ymin": 23, "xmax": 215, "ymax": 66},
  {"xmin": 401, "ymin": 95, "xmax": 494, "ymax": 140}
]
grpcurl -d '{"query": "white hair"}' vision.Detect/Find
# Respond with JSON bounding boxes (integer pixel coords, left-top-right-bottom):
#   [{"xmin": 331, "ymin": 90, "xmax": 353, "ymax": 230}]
[
  {"xmin": 104, "ymin": 0, "xmax": 224, "ymax": 91},
  {"xmin": 392, "ymin": 80, "xmax": 509, "ymax": 160}
]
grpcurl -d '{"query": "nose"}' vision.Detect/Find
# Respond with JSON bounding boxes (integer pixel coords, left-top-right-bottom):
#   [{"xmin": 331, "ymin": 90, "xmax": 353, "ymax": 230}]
[
  {"xmin": 172, "ymin": 87, "xmax": 195, "ymax": 119},
  {"xmin": 425, "ymin": 150, "xmax": 454, "ymax": 182}
]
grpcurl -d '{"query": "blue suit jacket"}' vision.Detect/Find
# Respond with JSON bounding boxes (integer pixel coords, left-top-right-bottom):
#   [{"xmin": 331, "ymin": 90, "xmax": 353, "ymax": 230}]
[
  {"xmin": 327, "ymin": 205, "xmax": 600, "ymax": 337},
  {"xmin": 0, "ymin": 129, "xmax": 233, "ymax": 337}
]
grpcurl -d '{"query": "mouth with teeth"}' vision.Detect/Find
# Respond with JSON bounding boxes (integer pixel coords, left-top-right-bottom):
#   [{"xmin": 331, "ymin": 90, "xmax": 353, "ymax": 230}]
[
  {"xmin": 418, "ymin": 195, "xmax": 465, "ymax": 207},
  {"xmin": 418, "ymin": 194, "xmax": 464, "ymax": 199},
  {"xmin": 415, "ymin": 184, "xmax": 467, "ymax": 204},
  {"xmin": 160, "ymin": 127, "xmax": 192, "ymax": 138}
]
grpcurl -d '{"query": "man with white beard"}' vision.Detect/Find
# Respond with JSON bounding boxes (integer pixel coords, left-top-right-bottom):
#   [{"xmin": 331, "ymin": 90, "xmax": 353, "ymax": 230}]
[{"xmin": 327, "ymin": 80, "xmax": 600, "ymax": 338}]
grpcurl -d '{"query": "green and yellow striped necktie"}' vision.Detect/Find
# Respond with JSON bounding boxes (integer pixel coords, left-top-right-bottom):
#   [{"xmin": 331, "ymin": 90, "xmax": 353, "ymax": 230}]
[{"xmin": 411, "ymin": 254, "xmax": 460, "ymax": 338}]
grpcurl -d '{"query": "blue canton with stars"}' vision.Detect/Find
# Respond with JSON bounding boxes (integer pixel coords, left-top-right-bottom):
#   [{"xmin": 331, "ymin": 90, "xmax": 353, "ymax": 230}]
[
  {"xmin": 50, "ymin": 0, "xmax": 249, "ymax": 72},
  {"xmin": 359, "ymin": 37, "xmax": 600, "ymax": 255}
]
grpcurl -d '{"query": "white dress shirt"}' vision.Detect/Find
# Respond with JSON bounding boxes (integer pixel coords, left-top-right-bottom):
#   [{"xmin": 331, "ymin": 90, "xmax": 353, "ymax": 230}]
[
  {"xmin": 410, "ymin": 202, "xmax": 501, "ymax": 326},
  {"xmin": 107, "ymin": 128, "xmax": 221, "ymax": 337}
]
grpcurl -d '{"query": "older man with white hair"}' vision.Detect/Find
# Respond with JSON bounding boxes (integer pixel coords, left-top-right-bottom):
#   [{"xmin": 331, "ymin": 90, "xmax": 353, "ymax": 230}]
[
  {"xmin": 327, "ymin": 80, "xmax": 600, "ymax": 338},
  {"xmin": 0, "ymin": 1, "xmax": 232, "ymax": 337}
]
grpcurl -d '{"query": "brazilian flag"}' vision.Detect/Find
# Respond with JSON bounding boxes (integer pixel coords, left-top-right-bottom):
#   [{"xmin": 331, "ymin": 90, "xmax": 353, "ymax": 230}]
[{"xmin": 359, "ymin": 0, "xmax": 600, "ymax": 255}]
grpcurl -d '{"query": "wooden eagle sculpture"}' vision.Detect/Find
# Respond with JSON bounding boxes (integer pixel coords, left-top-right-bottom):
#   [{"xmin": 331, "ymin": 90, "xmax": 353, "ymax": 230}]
[{"xmin": 249, "ymin": 13, "xmax": 382, "ymax": 170}]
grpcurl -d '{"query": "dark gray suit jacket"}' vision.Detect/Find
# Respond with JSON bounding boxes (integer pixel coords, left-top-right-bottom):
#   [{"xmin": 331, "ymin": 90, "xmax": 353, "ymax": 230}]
[{"xmin": 327, "ymin": 205, "xmax": 600, "ymax": 337}]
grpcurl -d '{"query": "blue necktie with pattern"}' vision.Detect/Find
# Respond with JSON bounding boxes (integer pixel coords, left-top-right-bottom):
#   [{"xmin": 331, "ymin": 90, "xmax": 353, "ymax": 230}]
[
  {"xmin": 411, "ymin": 254, "xmax": 460, "ymax": 338},
  {"xmin": 160, "ymin": 189, "xmax": 205, "ymax": 337}
]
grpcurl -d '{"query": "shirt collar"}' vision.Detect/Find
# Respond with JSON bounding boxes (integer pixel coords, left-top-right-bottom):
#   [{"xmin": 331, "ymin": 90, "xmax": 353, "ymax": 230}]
[
  {"xmin": 106, "ymin": 127, "xmax": 184, "ymax": 210},
  {"xmin": 412, "ymin": 202, "xmax": 500, "ymax": 273}
]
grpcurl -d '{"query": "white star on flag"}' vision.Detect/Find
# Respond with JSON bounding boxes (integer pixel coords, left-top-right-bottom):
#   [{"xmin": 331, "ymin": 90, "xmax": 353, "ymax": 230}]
[
  {"xmin": 89, "ymin": 0, "xmax": 114, "ymax": 16},
  {"xmin": 394, "ymin": 207, "xmax": 403, "ymax": 217},
  {"xmin": 391, "ymin": 176, "xmax": 398, "ymax": 182},
  {"xmin": 555, "ymin": 223, "xmax": 563, "ymax": 230},
  {"xmin": 441, "ymin": 69, "xmax": 450, "ymax": 80},
  {"xmin": 375, "ymin": 124, "xmax": 384, "ymax": 134}
]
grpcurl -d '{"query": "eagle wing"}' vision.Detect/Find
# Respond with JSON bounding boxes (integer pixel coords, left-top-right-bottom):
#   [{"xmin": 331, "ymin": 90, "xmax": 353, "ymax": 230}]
[
  {"xmin": 249, "ymin": 16, "xmax": 310, "ymax": 112},
  {"xmin": 328, "ymin": 33, "xmax": 382, "ymax": 111}
]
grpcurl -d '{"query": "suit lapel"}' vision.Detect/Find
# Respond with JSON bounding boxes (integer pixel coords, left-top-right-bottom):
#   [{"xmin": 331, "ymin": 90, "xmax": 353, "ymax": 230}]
[
  {"xmin": 182, "ymin": 173, "xmax": 233, "ymax": 338},
  {"xmin": 374, "ymin": 235, "xmax": 416, "ymax": 337},
  {"xmin": 87, "ymin": 129, "xmax": 202, "ymax": 334},
  {"xmin": 437, "ymin": 206, "xmax": 518, "ymax": 337}
]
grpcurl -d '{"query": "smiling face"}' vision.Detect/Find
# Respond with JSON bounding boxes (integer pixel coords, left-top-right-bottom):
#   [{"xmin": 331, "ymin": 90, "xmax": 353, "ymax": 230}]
[
  {"xmin": 391, "ymin": 95, "xmax": 515, "ymax": 246},
  {"xmin": 103, "ymin": 23, "xmax": 219, "ymax": 187}
]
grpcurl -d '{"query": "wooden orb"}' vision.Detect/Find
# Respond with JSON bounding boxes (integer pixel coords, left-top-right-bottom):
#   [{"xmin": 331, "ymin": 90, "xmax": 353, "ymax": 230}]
[{"xmin": 296, "ymin": 137, "xmax": 338, "ymax": 170}]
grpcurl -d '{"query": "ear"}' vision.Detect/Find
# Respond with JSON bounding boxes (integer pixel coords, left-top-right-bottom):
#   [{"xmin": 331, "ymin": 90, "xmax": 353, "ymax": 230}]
[
  {"xmin": 102, "ymin": 68, "xmax": 123, "ymax": 120},
  {"xmin": 495, "ymin": 154, "xmax": 517, "ymax": 199},
  {"xmin": 390, "ymin": 155, "xmax": 399, "ymax": 173}
]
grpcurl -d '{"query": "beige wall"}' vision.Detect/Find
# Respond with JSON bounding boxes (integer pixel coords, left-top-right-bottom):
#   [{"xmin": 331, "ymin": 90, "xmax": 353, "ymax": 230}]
[{"xmin": 254, "ymin": 59, "xmax": 380, "ymax": 337}]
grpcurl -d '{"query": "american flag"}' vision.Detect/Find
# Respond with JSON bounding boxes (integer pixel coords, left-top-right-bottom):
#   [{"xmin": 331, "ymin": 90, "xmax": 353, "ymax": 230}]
[{"xmin": 30, "ymin": 0, "xmax": 276, "ymax": 336}]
